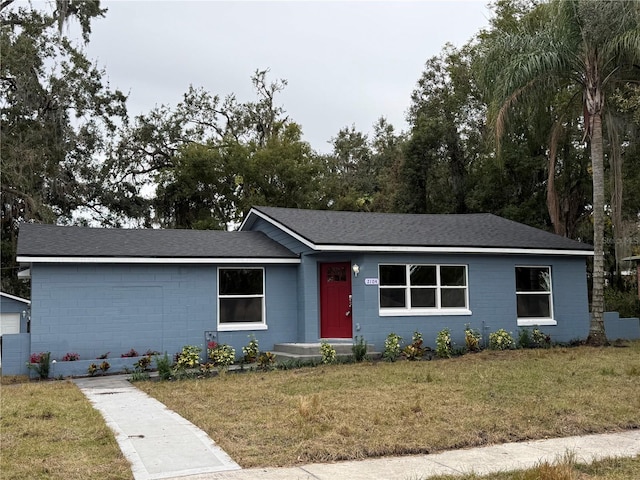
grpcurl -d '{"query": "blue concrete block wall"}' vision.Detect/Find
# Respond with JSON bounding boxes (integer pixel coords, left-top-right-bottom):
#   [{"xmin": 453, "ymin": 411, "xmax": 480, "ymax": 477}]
[
  {"xmin": 604, "ymin": 312, "xmax": 640, "ymax": 340},
  {"xmin": 298, "ymin": 252, "xmax": 590, "ymax": 352},
  {"xmin": 29, "ymin": 263, "xmax": 299, "ymax": 365},
  {"xmin": 1, "ymin": 333, "xmax": 31, "ymax": 375}
]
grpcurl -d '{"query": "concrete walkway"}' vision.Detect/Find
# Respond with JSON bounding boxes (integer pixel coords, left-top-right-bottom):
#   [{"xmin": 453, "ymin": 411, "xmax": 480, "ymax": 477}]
[
  {"xmin": 75, "ymin": 375, "xmax": 640, "ymax": 480},
  {"xmin": 73, "ymin": 375, "xmax": 240, "ymax": 480},
  {"xmin": 164, "ymin": 430, "xmax": 640, "ymax": 480}
]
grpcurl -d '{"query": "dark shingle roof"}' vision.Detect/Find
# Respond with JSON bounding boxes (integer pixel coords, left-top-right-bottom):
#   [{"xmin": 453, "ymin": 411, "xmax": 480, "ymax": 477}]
[
  {"xmin": 248, "ymin": 206, "xmax": 593, "ymax": 252},
  {"xmin": 17, "ymin": 223, "xmax": 298, "ymax": 259}
]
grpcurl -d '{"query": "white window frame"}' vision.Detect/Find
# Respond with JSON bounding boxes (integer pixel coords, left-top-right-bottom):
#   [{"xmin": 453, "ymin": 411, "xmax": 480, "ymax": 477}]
[
  {"xmin": 378, "ymin": 264, "xmax": 471, "ymax": 316},
  {"xmin": 515, "ymin": 265, "xmax": 556, "ymax": 326},
  {"xmin": 217, "ymin": 267, "xmax": 267, "ymax": 331}
]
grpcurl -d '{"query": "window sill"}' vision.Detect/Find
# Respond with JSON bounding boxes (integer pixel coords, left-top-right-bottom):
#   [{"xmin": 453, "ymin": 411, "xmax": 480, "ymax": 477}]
[
  {"xmin": 379, "ymin": 309, "xmax": 472, "ymax": 317},
  {"xmin": 218, "ymin": 323, "xmax": 268, "ymax": 332},
  {"xmin": 517, "ymin": 318, "xmax": 557, "ymax": 327}
]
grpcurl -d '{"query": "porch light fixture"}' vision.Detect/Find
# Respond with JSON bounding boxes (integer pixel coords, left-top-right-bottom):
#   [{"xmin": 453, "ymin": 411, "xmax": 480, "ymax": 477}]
[{"xmin": 352, "ymin": 264, "xmax": 360, "ymax": 277}]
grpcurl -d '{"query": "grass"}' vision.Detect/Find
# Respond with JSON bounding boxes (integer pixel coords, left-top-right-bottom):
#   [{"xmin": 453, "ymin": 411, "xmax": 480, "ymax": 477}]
[
  {"xmin": 0, "ymin": 379, "xmax": 132, "ymax": 480},
  {"xmin": 424, "ymin": 454, "xmax": 640, "ymax": 479},
  {"xmin": 137, "ymin": 343, "xmax": 640, "ymax": 468}
]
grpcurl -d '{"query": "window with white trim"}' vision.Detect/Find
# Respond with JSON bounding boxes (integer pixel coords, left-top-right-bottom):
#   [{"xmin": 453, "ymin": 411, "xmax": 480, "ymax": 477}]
[
  {"xmin": 515, "ymin": 266, "xmax": 555, "ymax": 325},
  {"xmin": 218, "ymin": 268, "xmax": 266, "ymax": 330},
  {"xmin": 379, "ymin": 264, "xmax": 469, "ymax": 315}
]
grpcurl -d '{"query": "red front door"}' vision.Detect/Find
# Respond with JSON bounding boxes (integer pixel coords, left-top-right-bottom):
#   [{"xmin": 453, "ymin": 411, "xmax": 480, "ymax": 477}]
[{"xmin": 320, "ymin": 262, "xmax": 352, "ymax": 338}]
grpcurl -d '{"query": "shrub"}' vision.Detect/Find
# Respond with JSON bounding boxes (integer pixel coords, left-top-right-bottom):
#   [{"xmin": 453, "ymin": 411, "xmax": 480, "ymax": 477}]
[
  {"xmin": 99, "ymin": 361, "xmax": 110, "ymax": 374},
  {"xmin": 61, "ymin": 352, "xmax": 80, "ymax": 361},
  {"xmin": 352, "ymin": 336, "xmax": 368, "ymax": 362},
  {"xmin": 27, "ymin": 352, "xmax": 50, "ymax": 379},
  {"xmin": 155, "ymin": 353, "xmax": 172, "ymax": 380},
  {"xmin": 133, "ymin": 355, "xmax": 152, "ymax": 372},
  {"xmin": 464, "ymin": 324, "xmax": 482, "ymax": 352},
  {"xmin": 383, "ymin": 333, "xmax": 402, "ymax": 362},
  {"xmin": 489, "ymin": 329, "xmax": 515, "ymax": 350},
  {"xmin": 532, "ymin": 328, "xmax": 551, "ymax": 348},
  {"xmin": 257, "ymin": 351, "xmax": 276, "ymax": 371},
  {"xmin": 97, "ymin": 352, "xmax": 110, "ymax": 359},
  {"xmin": 242, "ymin": 334, "xmax": 259, "ymax": 363},
  {"xmin": 403, "ymin": 331, "xmax": 427, "ymax": 361},
  {"xmin": 320, "ymin": 341, "xmax": 337, "ymax": 364},
  {"xmin": 175, "ymin": 345, "xmax": 202, "ymax": 369},
  {"xmin": 209, "ymin": 344, "xmax": 236, "ymax": 368},
  {"xmin": 517, "ymin": 328, "xmax": 532, "ymax": 349},
  {"xmin": 87, "ymin": 363, "xmax": 98, "ymax": 376},
  {"xmin": 435, "ymin": 328, "xmax": 453, "ymax": 358},
  {"xmin": 121, "ymin": 348, "xmax": 139, "ymax": 358}
]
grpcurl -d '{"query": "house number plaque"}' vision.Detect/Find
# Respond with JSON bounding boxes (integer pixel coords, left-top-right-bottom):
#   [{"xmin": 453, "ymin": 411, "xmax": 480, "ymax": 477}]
[{"xmin": 364, "ymin": 278, "xmax": 379, "ymax": 285}]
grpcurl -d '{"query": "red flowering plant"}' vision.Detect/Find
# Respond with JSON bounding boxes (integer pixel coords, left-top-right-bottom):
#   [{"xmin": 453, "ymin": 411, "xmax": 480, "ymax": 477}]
[
  {"xmin": 62, "ymin": 352, "xmax": 80, "ymax": 361},
  {"xmin": 206, "ymin": 341, "xmax": 218, "ymax": 360}
]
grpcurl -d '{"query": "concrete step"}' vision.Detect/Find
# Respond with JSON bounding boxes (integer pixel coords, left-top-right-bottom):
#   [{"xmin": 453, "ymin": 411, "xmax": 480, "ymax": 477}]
[
  {"xmin": 271, "ymin": 342, "xmax": 381, "ymax": 363},
  {"xmin": 273, "ymin": 342, "xmax": 364, "ymax": 356}
]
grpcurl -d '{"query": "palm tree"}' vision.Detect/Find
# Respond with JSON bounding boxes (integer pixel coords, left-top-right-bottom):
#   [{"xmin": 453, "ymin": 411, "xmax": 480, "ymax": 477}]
[{"xmin": 480, "ymin": 0, "xmax": 640, "ymax": 345}]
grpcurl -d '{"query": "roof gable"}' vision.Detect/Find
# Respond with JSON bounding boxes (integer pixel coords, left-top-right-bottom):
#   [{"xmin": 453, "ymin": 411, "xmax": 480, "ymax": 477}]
[
  {"xmin": 17, "ymin": 223, "xmax": 298, "ymax": 263},
  {"xmin": 242, "ymin": 206, "xmax": 593, "ymax": 255}
]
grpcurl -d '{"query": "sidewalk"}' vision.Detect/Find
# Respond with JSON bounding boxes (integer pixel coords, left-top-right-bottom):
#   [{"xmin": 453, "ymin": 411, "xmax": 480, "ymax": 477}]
[
  {"xmin": 75, "ymin": 375, "xmax": 640, "ymax": 480},
  {"xmin": 73, "ymin": 375, "xmax": 240, "ymax": 480},
  {"xmin": 165, "ymin": 430, "xmax": 640, "ymax": 480}
]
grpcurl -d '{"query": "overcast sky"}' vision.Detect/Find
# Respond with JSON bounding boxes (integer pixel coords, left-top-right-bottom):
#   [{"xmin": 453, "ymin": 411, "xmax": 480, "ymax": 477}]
[{"xmin": 84, "ymin": 1, "xmax": 493, "ymax": 153}]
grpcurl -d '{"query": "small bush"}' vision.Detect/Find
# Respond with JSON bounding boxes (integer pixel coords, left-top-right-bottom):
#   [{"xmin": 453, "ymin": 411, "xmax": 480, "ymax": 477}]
[
  {"xmin": 464, "ymin": 324, "xmax": 482, "ymax": 352},
  {"xmin": 403, "ymin": 331, "xmax": 427, "ymax": 361},
  {"xmin": 209, "ymin": 344, "xmax": 236, "ymax": 368},
  {"xmin": 489, "ymin": 329, "xmax": 515, "ymax": 350},
  {"xmin": 352, "ymin": 336, "xmax": 368, "ymax": 362},
  {"xmin": 242, "ymin": 334, "xmax": 259, "ymax": 363},
  {"xmin": 155, "ymin": 353, "xmax": 172, "ymax": 380},
  {"xmin": 517, "ymin": 328, "xmax": 532, "ymax": 348},
  {"xmin": 27, "ymin": 352, "xmax": 50, "ymax": 379},
  {"xmin": 61, "ymin": 352, "xmax": 80, "ymax": 361},
  {"xmin": 320, "ymin": 341, "xmax": 337, "ymax": 364},
  {"xmin": 531, "ymin": 328, "xmax": 551, "ymax": 348},
  {"xmin": 87, "ymin": 363, "xmax": 98, "ymax": 376},
  {"xmin": 133, "ymin": 355, "xmax": 152, "ymax": 372},
  {"xmin": 175, "ymin": 345, "xmax": 202, "ymax": 369},
  {"xmin": 99, "ymin": 361, "xmax": 110, "ymax": 374},
  {"xmin": 435, "ymin": 328, "xmax": 453, "ymax": 358},
  {"xmin": 97, "ymin": 352, "xmax": 110, "ymax": 359},
  {"xmin": 383, "ymin": 333, "xmax": 402, "ymax": 362},
  {"xmin": 257, "ymin": 351, "xmax": 276, "ymax": 371}
]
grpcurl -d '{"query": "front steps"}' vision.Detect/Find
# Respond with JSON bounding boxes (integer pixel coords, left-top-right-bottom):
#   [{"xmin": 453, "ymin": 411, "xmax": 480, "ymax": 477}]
[{"xmin": 271, "ymin": 342, "xmax": 381, "ymax": 362}]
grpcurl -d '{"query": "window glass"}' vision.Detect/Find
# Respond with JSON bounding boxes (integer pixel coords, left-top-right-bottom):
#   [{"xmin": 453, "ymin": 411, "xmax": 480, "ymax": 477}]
[
  {"xmin": 516, "ymin": 267, "xmax": 550, "ymax": 292},
  {"xmin": 410, "ymin": 288, "xmax": 436, "ymax": 307},
  {"xmin": 380, "ymin": 265, "xmax": 406, "ymax": 286},
  {"xmin": 219, "ymin": 269, "xmax": 263, "ymax": 295},
  {"xmin": 441, "ymin": 288, "xmax": 466, "ymax": 308},
  {"xmin": 220, "ymin": 298, "xmax": 263, "ymax": 323},
  {"xmin": 515, "ymin": 266, "xmax": 552, "ymax": 320},
  {"xmin": 517, "ymin": 295, "xmax": 551, "ymax": 318},
  {"xmin": 327, "ymin": 266, "xmax": 347, "ymax": 282},
  {"xmin": 410, "ymin": 265, "xmax": 436, "ymax": 286},
  {"xmin": 441, "ymin": 266, "xmax": 466, "ymax": 286},
  {"xmin": 219, "ymin": 268, "xmax": 264, "ymax": 325},
  {"xmin": 380, "ymin": 288, "xmax": 406, "ymax": 308}
]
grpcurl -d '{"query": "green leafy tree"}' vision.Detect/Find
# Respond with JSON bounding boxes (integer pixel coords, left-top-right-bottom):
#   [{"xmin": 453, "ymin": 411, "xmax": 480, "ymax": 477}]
[
  {"xmin": 480, "ymin": 0, "xmax": 640, "ymax": 345},
  {"xmin": 399, "ymin": 44, "xmax": 484, "ymax": 215},
  {"xmin": 0, "ymin": 0, "xmax": 127, "ymax": 295}
]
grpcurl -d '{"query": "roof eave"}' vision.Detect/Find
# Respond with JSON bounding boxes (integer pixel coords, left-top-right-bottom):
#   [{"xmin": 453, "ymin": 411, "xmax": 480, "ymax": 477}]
[
  {"xmin": 309, "ymin": 245, "xmax": 594, "ymax": 256},
  {"xmin": 16, "ymin": 256, "xmax": 301, "ymax": 264}
]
